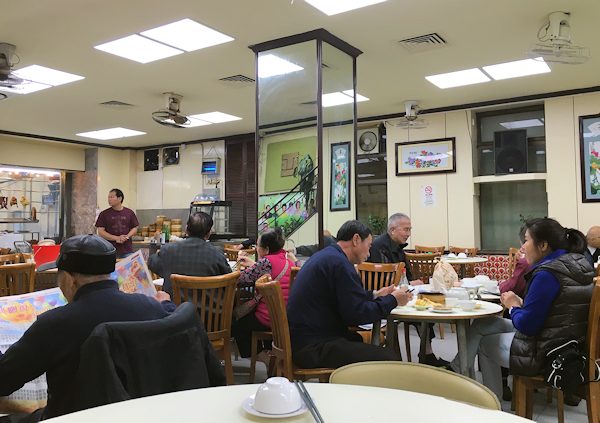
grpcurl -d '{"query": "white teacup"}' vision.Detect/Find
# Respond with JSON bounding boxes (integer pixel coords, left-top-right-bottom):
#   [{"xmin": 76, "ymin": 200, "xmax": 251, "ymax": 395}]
[
  {"xmin": 457, "ymin": 252, "xmax": 467, "ymax": 258},
  {"xmin": 458, "ymin": 300, "xmax": 477, "ymax": 311},
  {"xmin": 253, "ymin": 377, "xmax": 302, "ymax": 415},
  {"xmin": 445, "ymin": 297, "xmax": 459, "ymax": 307},
  {"xmin": 447, "ymin": 253, "xmax": 457, "ymax": 258}
]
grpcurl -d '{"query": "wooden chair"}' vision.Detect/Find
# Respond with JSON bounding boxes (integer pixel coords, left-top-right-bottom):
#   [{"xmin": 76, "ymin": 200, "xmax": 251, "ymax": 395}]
[
  {"xmin": 507, "ymin": 247, "xmax": 520, "ymax": 277},
  {"xmin": 256, "ymin": 276, "xmax": 333, "ymax": 382},
  {"xmin": 0, "ymin": 248, "xmax": 11, "ymax": 255},
  {"xmin": 170, "ymin": 271, "xmax": 240, "ymax": 385},
  {"xmin": 224, "ymin": 247, "xmax": 256, "ymax": 262},
  {"xmin": 249, "ymin": 266, "xmax": 301, "ymax": 383},
  {"xmin": 404, "ymin": 252, "xmax": 440, "ymax": 282},
  {"xmin": 330, "ymin": 361, "xmax": 500, "ymax": 410},
  {"xmin": 449, "ymin": 246, "xmax": 479, "ymax": 277},
  {"xmin": 0, "ymin": 262, "xmax": 36, "ymax": 296},
  {"xmin": 0, "ymin": 253, "xmax": 24, "ymax": 265},
  {"xmin": 514, "ymin": 278, "xmax": 600, "ymax": 423},
  {"xmin": 414, "ymin": 245, "xmax": 445, "ymax": 255}
]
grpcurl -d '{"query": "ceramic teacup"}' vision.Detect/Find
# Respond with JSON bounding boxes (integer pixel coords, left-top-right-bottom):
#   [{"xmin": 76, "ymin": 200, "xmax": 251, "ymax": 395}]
[
  {"xmin": 253, "ymin": 377, "xmax": 302, "ymax": 415},
  {"xmin": 458, "ymin": 300, "xmax": 477, "ymax": 311}
]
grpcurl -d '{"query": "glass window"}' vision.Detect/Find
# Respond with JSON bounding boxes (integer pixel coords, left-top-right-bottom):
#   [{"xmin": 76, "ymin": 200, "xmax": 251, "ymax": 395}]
[{"xmin": 356, "ymin": 154, "xmax": 387, "ymax": 235}]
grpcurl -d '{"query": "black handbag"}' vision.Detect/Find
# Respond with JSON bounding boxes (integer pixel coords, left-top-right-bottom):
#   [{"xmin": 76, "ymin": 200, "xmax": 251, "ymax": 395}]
[{"xmin": 544, "ymin": 340, "xmax": 600, "ymax": 393}]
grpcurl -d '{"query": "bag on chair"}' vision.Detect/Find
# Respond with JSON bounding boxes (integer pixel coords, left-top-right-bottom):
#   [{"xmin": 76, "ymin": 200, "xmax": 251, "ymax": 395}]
[
  {"xmin": 233, "ymin": 260, "xmax": 289, "ymax": 320},
  {"xmin": 543, "ymin": 340, "xmax": 600, "ymax": 393}
]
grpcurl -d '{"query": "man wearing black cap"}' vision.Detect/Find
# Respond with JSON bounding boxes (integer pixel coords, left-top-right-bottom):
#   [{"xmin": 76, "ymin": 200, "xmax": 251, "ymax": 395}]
[{"xmin": 0, "ymin": 235, "xmax": 182, "ymax": 419}]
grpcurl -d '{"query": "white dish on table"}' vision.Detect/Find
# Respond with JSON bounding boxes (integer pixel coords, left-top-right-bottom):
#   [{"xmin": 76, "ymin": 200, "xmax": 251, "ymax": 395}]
[{"xmin": 242, "ymin": 395, "xmax": 308, "ymax": 419}]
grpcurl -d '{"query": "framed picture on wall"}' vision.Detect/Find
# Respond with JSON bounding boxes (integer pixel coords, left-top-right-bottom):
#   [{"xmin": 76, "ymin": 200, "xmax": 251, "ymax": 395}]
[
  {"xmin": 330, "ymin": 142, "xmax": 351, "ymax": 211},
  {"xmin": 579, "ymin": 113, "xmax": 600, "ymax": 202},
  {"xmin": 395, "ymin": 137, "xmax": 456, "ymax": 176}
]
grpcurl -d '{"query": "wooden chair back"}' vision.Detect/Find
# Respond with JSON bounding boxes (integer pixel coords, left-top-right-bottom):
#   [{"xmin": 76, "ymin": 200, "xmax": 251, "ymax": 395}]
[
  {"xmin": 223, "ymin": 247, "xmax": 256, "ymax": 262},
  {"xmin": 404, "ymin": 252, "xmax": 440, "ymax": 281},
  {"xmin": 357, "ymin": 262, "xmax": 404, "ymax": 291},
  {"xmin": 507, "ymin": 247, "xmax": 520, "ymax": 277},
  {"xmin": 256, "ymin": 276, "xmax": 294, "ymax": 379},
  {"xmin": 170, "ymin": 271, "xmax": 239, "ymax": 342},
  {"xmin": 587, "ymin": 278, "xmax": 600, "ymax": 381},
  {"xmin": 0, "ymin": 253, "xmax": 24, "ymax": 265},
  {"xmin": 414, "ymin": 245, "xmax": 445, "ymax": 255},
  {"xmin": 595, "ymin": 265, "xmax": 600, "ymax": 278},
  {"xmin": 0, "ymin": 248, "xmax": 11, "ymax": 255},
  {"xmin": 0, "ymin": 262, "xmax": 36, "ymax": 296},
  {"xmin": 289, "ymin": 266, "xmax": 300, "ymax": 290},
  {"xmin": 448, "ymin": 246, "xmax": 478, "ymax": 278}
]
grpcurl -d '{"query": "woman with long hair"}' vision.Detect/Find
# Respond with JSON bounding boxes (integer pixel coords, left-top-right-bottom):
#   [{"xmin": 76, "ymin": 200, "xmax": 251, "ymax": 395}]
[
  {"xmin": 231, "ymin": 227, "xmax": 295, "ymax": 361},
  {"xmin": 450, "ymin": 217, "xmax": 594, "ymax": 399}
]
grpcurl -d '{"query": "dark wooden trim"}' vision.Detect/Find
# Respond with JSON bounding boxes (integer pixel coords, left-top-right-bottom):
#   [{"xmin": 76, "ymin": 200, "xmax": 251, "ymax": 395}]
[
  {"xmin": 579, "ymin": 113, "xmax": 600, "ymax": 203},
  {"xmin": 249, "ymin": 28, "xmax": 362, "ymax": 58},
  {"xmin": 254, "ymin": 47, "xmax": 261, "ymax": 237},
  {"xmin": 316, "ymin": 38, "xmax": 324, "ymax": 250},
  {"xmin": 352, "ymin": 55, "xmax": 358, "ymax": 221}
]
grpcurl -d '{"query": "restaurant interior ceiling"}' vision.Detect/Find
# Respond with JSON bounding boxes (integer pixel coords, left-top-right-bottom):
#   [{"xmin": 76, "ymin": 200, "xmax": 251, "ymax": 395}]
[{"xmin": 1, "ymin": 0, "xmax": 599, "ymax": 149}]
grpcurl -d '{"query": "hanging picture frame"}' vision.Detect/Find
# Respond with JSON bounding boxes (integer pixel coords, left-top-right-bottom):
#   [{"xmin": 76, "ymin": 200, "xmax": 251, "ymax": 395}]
[
  {"xmin": 395, "ymin": 137, "xmax": 456, "ymax": 176},
  {"xmin": 330, "ymin": 142, "xmax": 351, "ymax": 211},
  {"xmin": 579, "ymin": 113, "xmax": 600, "ymax": 202}
]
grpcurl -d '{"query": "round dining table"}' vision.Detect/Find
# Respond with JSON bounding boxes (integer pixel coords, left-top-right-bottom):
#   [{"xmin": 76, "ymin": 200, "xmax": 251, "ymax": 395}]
[
  {"xmin": 386, "ymin": 301, "xmax": 504, "ymax": 377},
  {"xmin": 43, "ymin": 383, "xmax": 531, "ymax": 423},
  {"xmin": 440, "ymin": 256, "xmax": 488, "ymax": 278}
]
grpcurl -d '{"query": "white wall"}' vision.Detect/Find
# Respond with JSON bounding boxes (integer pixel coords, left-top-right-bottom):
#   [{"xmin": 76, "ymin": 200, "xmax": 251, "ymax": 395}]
[
  {"xmin": 97, "ymin": 149, "xmax": 136, "ymax": 211},
  {"xmin": 0, "ymin": 135, "xmax": 85, "ymax": 171}
]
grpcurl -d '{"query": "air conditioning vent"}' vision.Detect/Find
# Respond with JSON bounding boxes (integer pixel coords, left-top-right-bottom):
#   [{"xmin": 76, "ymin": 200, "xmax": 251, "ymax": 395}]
[
  {"xmin": 398, "ymin": 32, "xmax": 447, "ymax": 53},
  {"xmin": 219, "ymin": 74, "xmax": 255, "ymax": 84},
  {"xmin": 99, "ymin": 100, "xmax": 135, "ymax": 108}
]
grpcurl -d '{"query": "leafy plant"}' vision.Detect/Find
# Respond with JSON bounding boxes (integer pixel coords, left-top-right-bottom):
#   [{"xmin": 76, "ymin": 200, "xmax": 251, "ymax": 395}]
[{"xmin": 367, "ymin": 215, "xmax": 387, "ymax": 235}]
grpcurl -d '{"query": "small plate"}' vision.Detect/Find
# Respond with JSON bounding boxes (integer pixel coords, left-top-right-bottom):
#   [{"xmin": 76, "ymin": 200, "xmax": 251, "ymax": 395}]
[
  {"xmin": 431, "ymin": 308, "xmax": 455, "ymax": 314},
  {"xmin": 242, "ymin": 395, "xmax": 308, "ymax": 419}
]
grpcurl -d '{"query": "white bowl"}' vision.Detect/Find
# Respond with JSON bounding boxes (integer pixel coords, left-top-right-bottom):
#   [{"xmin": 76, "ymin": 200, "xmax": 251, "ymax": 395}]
[
  {"xmin": 474, "ymin": 275, "xmax": 491, "ymax": 282},
  {"xmin": 447, "ymin": 253, "xmax": 457, "ymax": 258},
  {"xmin": 458, "ymin": 300, "xmax": 477, "ymax": 311},
  {"xmin": 480, "ymin": 280, "xmax": 498, "ymax": 291},
  {"xmin": 253, "ymin": 377, "xmax": 302, "ymax": 415},
  {"xmin": 457, "ymin": 252, "xmax": 467, "ymax": 258},
  {"xmin": 461, "ymin": 278, "xmax": 481, "ymax": 289}
]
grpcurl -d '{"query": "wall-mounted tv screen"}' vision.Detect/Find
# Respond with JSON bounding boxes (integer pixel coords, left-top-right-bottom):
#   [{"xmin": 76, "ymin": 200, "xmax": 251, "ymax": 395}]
[{"xmin": 201, "ymin": 159, "xmax": 220, "ymax": 174}]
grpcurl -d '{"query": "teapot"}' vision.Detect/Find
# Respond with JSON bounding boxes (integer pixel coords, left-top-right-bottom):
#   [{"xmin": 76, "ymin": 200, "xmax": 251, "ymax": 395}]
[{"xmin": 446, "ymin": 287, "xmax": 470, "ymax": 301}]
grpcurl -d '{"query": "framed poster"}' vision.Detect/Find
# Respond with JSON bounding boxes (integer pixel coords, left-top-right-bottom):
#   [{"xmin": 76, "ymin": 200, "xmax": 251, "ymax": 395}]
[
  {"xmin": 395, "ymin": 137, "xmax": 456, "ymax": 176},
  {"xmin": 579, "ymin": 113, "xmax": 600, "ymax": 202},
  {"xmin": 330, "ymin": 141, "xmax": 351, "ymax": 211}
]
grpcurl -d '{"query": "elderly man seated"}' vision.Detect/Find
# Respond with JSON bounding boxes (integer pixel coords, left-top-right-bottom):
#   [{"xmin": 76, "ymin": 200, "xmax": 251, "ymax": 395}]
[
  {"xmin": 0, "ymin": 235, "xmax": 224, "ymax": 420},
  {"xmin": 287, "ymin": 220, "xmax": 412, "ymax": 369}
]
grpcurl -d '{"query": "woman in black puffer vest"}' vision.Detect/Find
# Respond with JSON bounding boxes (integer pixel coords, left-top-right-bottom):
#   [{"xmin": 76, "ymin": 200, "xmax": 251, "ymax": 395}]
[{"xmin": 450, "ymin": 218, "xmax": 594, "ymax": 399}]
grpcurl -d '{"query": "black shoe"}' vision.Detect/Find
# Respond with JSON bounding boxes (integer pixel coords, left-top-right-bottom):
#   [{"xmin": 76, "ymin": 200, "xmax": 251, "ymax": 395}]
[
  {"xmin": 502, "ymin": 385, "xmax": 512, "ymax": 402},
  {"xmin": 419, "ymin": 353, "xmax": 453, "ymax": 369},
  {"xmin": 564, "ymin": 393, "xmax": 581, "ymax": 407}
]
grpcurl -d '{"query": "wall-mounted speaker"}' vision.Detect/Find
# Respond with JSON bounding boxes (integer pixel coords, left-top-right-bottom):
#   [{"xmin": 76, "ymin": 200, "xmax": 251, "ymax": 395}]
[
  {"xmin": 494, "ymin": 130, "xmax": 528, "ymax": 174},
  {"xmin": 163, "ymin": 147, "xmax": 179, "ymax": 166},
  {"xmin": 144, "ymin": 149, "xmax": 159, "ymax": 171}
]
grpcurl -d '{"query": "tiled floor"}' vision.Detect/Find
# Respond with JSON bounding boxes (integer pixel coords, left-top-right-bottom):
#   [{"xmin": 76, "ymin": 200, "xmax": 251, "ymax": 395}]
[{"xmin": 231, "ymin": 323, "xmax": 589, "ymax": 422}]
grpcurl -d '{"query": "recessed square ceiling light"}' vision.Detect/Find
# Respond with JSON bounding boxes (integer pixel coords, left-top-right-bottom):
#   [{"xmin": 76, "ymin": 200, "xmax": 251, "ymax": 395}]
[
  {"xmin": 425, "ymin": 68, "xmax": 491, "ymax": 89},
  {"xmin": 500, "ymin": 119, "xmax": 545, "ymax": 129},
  {"xmin": 94, "ymin": 34, "xmax": 183, "ymax": 63},
  {"xmin": 189, "ymin": 112, "xmax": 242, "ymax": 123},
  {"xmin": 141, "ymin": 18, "xmax": 234, "ymax": 52},
  {"xmin": 186, "ymin": 117, "xmax": 213, "ymax": 127},
  {"xmin": 342, "ymin": 90, "xmax": 370, "ymax": 102},
  {"xmin": 13, "ymin": 65, "xmax": 84, "ymax": 86},
  {"xmin": 304, "ymin": 0, "xmax": 388, "ymax": 16},
  {"xmin": 258, "ymin": 54, "xmax": 303, "ymax": 78},
  {"xmin": 322, "ymin": 92, "xmax": 354, "ymax": 107},
  {"xmin": 0, "ymin": 81, "xmax": 51, "ymax": 94},
  {"xmin": 483, "ymin": 58, "xmax": 551, "ymax": 80},
  {"xmin": 76, "ymin": 127, "xmax": 146, "ymax": 140}
]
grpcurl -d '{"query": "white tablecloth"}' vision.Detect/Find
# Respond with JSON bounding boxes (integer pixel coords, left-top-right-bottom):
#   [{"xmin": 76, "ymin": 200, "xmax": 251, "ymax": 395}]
[{"xmin": 44, "ymin": 383, "xmax": 532, "ymax": 423}]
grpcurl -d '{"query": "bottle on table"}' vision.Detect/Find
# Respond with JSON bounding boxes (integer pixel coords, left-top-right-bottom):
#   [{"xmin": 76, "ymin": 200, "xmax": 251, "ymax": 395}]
[{"xmin": 399, "ymin": 268, "xmax": 409, "ymax": 287}]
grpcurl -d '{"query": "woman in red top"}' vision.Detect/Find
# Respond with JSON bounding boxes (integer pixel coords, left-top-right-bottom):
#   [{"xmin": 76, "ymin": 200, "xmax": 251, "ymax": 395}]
[{"xmin": 231, "ymin": 227, "xmax": 295, "ymax": 359}]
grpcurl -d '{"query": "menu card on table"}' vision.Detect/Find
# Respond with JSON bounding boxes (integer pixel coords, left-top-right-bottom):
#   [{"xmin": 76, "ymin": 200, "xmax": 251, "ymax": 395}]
[{"xmin": 110, "ymin": 250, "xmax": 156, "ymax": 297}]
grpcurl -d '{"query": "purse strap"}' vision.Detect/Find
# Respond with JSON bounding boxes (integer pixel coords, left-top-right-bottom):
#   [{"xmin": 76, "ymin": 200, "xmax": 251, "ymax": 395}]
[{"xmin": 272, "ymin": 259, "xmax": 290, "ymax": 283}]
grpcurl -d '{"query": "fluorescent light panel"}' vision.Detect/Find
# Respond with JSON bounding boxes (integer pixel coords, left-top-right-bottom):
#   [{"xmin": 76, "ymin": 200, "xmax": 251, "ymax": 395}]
[
  {"xmin": 141, "ymin": 18, "xmax": 234, "ymax": 52},
  {"xmin": 0, "ymin": 81, "xmax": 51, "ymax": 94},
  {"xmin": 258, "ymin": 54, "xmax": 303, "ymax": 78},
  {"xmin": 186, "ymin": 118, "xmax": 213, "ymax": 127},
  {"xmin": 322, "ymin": 90, "xmax": 370, "ymax": 107},
  {"xmin": 13, "ymin": 65, "xmax": 84, "ymax": 86},
  {"xmin": 189, "ymin": 112, "xmax": 242, "ymax": 123},
  {"xmin": 77, "ymin": 127, "xmax": 146, "ymax": 140},
  {"xmin": 483, "ymin": 58, "xmax": 550, "ymax": 80},
  {"xmin": 304, "ymin": 0, "xmax": 387, "ymax": 15},
  {"xmin": 425, "ymin": 68, "xmax": 490, "ymax": 89},
  {"xmin": 94, "ymin": 34, "xmax": 183, "ymax": 63},
  {"xmin": 499, "ymin": 119, "xmax": 544, "ymax": 129}
]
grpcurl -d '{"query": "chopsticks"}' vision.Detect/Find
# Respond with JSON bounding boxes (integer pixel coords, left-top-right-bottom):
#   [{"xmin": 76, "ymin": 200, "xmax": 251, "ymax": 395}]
[{"xmin": 294, "ymin": 380, "xmax": 324, "ymax": 423}]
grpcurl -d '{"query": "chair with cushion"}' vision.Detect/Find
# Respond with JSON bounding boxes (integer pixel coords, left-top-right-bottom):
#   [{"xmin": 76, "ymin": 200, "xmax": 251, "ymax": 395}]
[
  {"xmin": 514, "ymin": 277, "xmax": 600, "ymax": 423},
  {"xmin": 249, "ymin": 267, "xmax": 301, "ymax": 383},
  {"xmin": 414, "ymin": 245, "xmax": 445, "ymax": 255},
  {"xmin": 449, "ymin": 246, "xmax": 478, "ymax": 277},
  {"xmin": 72, "ymin": 302, "xmax": 226, "ymax": 415},
  {"xmin": 170, "ymin": 271, "xmax": 239, "ymax": 385},
  {"xmin": 330, "ymin": 361, "xmax": 500, "ymax": 410},
  {"xmin": 256, "ymin": 276, "xmax": 333, "ymax": 382},
  {"xmin": 0, "ymin": 262, "xmax": 36, "ymax": 297}
]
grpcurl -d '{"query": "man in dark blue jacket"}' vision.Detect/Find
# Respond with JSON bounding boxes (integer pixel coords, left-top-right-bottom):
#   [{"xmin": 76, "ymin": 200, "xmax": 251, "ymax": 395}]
[{"xmin": 287, "ymin": 220, "xmax": 412, "ymax": 368}]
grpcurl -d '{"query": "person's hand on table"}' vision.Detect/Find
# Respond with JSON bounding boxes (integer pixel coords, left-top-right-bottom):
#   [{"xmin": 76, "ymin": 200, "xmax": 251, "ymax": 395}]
[
  {"xmin": 238, "ymin": 255, "xmax": 255, "ymax": 268},
  {"xmin": 500, "ymin": 291, "xmax": 522, "ymax": 308},
  {"xmin": 410, "ymin": 279, "xmax": 424, "ymax": 286},
  {"xmin": 373, "ymin": 285, "xmax": 395, "ymax": 299},
  {"xmin": 154, "ymin": 291, "xmax": 171, "ymax": 303},
  {"xmin": 391, "ymin": 285, "xmax": 413, "ymax": 306}
]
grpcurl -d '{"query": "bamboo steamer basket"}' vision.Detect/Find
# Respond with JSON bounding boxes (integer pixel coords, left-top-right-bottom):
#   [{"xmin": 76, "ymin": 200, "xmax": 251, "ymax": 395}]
[
  {"xmin": 171, "ymin": 224, "xmax": 182, "ymax": 232},
  {"xmin": 172, "ymin": 218, "xmax": 182, "ymax": 225}
]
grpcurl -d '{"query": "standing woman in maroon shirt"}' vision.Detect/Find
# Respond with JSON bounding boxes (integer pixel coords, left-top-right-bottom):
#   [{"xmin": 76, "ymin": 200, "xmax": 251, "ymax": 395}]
[{"xmin": 95, "ymin": 189, "xmax": 139, "ymax": 258}]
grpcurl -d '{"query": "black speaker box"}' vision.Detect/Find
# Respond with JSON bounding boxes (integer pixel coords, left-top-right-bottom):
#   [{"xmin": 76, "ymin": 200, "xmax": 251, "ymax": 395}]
[
  {"xmin": 494, "ymin": 130, "xmax": 528, "ymax": 174},
  {"xmin": 144, "ymin": 149, "xmax": 159, "ymax": 171}
]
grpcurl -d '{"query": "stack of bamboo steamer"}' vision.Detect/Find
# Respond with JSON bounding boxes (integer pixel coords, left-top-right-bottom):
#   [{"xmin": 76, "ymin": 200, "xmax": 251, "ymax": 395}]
[
  {"xmin": 171, "ymin": 218, "xmax": 182, "ymax": 237},
  {"xmin": 140, "ymin": 226, "xmax": 150, "ymax": 237}
]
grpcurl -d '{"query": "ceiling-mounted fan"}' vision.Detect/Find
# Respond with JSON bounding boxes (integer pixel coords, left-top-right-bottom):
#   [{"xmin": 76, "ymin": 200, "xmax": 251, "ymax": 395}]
[
  {"xmin": 385, "ymin": 100, "xmax": 428, "ymax": 129},
  {"xmin": 0, "ymin": 43, "xmax": 25, "ymax": 88},
  {"xmin": 152, "ymin": 92, "xmax": 191, "ymax": 128},
  {"xmin": 528, "ymin": 11, "xmax": 589, "ymax": 64}
]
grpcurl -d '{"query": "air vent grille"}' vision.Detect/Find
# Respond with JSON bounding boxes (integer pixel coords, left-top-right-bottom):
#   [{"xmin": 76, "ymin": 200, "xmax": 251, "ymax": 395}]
[
  {"xmin": 99, "ymin": 100, "xmax": 135, "ymax": 108},
  {"xmin": 398, "ymin": 33, "xmax": 447, "ymax": 53},
  {"xmin": 219, "ymin": 74, "xmax": 255, "ymax": 83}
]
